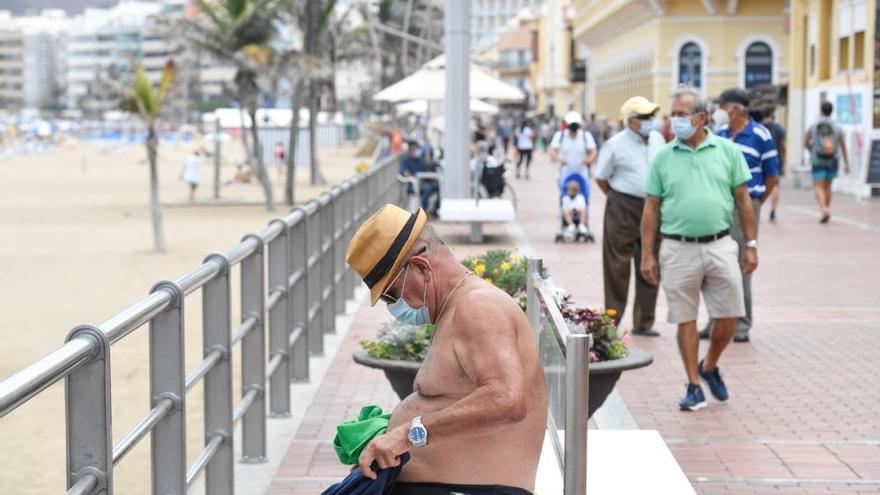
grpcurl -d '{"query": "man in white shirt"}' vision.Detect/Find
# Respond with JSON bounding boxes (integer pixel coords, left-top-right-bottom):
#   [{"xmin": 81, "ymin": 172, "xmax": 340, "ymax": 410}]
[
  {"xmin": 550, "ymin": 111, "xmax": 598, "ymax": 186},
  {"xmin": 595, "ymin": 96, "xmax": 665, "ymax": 336}
]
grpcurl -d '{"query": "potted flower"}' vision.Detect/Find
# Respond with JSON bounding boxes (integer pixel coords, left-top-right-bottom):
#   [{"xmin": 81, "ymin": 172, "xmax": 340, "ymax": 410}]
[{"xmin": 353, "ymin": 250, "xmax": 652, "ymax": 417}]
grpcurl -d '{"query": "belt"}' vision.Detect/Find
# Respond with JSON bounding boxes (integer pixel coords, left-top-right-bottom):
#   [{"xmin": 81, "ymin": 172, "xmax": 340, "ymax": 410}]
[{"xmin": 662, "ymin": 229, "xmax": 729, "ymax": 243}]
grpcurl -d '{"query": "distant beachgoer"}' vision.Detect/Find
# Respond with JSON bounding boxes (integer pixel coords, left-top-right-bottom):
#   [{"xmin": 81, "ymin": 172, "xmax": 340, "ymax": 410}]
[
  {"xmin": 224, "ymin": 164, "xmax": 253, "ymax": 186},
  {"xmin": 514, "ymin": 120, "xmax": 535, "ymax": 179},
  {"xmin": 804, "ymin": 101, "xmax": 849, "ymax": 223},
  {"xmin": 275, "ymin": 142, "xmax": 285, "ymax": 175},
  {"xmin": 182, "ymin": 148, "xmax": 202, "ymax": 202}
]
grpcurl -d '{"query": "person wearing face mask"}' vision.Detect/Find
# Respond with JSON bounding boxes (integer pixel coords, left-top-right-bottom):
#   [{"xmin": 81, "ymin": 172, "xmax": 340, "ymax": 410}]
[
  {"xmin": 345, "ymin": 205, "xmax": 547, "ymax": 494},
  {"xmin": 699, "ymin": 88, "xmax": 779, "ymax": 344},
  {"xmin": 641, "ymin": 86, "xmax": 759, "ymax": 412},
  {"xmin": 549, "ymin": 111, "xmax": 599, "ymax": 187},
  {"xmin": 594, "ymin": 96, "xmax": 666, "ymax": 337}
]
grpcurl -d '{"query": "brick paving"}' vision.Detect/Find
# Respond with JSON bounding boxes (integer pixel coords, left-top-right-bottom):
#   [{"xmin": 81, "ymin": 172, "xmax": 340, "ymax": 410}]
[{"xmin": 269, "ymin": 150, "xmax": 880, "ymax": 494}]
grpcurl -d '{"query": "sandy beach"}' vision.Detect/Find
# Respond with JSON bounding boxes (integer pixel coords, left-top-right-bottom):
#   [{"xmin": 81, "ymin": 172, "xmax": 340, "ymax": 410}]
[{"xmin": 0, "ymin": 137, "xmax": 367, "ymax": 494}]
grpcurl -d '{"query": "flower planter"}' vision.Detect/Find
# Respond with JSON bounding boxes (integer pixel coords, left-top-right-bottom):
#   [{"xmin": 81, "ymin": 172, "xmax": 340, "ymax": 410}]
[{"xmin": 352, "ymin": 346, "xmax": 653, "ymax": 418}]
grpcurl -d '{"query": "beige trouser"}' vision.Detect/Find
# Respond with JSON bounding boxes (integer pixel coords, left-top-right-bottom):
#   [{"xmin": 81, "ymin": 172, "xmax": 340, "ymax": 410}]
[{"xmin": 659, "ymin": 236, "xmax": 745, "ymax": 324}]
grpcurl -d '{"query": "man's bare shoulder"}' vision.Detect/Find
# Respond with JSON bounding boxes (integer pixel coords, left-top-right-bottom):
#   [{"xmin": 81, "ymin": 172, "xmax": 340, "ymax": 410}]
[{"xmin": 451, "ymin": 282, "xmax": 522, "ymax": 329}]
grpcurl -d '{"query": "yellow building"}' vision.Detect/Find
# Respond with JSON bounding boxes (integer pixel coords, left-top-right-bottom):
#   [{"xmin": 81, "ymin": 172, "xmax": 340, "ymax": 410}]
[
  {"xmin": 573, "ymin": 0, "xmax": 789, "ymax": 122},
  {"xmin": 531, "ymin": 0, "xmax": 585, "ymax": 117},
  {"xmin": 789, "ymin": 0, "xmax": 878, "ymax": 196}
]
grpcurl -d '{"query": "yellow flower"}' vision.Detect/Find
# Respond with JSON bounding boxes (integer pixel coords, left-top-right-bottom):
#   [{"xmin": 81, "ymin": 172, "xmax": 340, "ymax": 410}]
[
  {"xmin": 485, "ymin": 278, "xmax": 493, "ymax": 284},
  {"xmin": 474, "ymin": 263, "xmax": 485, "ymax": 276},
  {"xmin": 500, "ymin": 261, "xmax": 512, "ymax": 271},
  {"xmin": 492, "ymin": 268, "xmax": 500, "ymax": 276},
  {"xmin": 510, "ymin": 253, "xmax": 522, "ymax": 261},
  {"xmin": 606, "ymin": 308, "xmax": 617, "ymax": 317}
]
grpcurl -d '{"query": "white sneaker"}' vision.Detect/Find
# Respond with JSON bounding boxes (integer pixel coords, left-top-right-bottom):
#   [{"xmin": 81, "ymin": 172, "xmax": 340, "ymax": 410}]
[
  {"xmin": 577, "ymin": 224, "xmax": 588, "ymax": 235},
  {"xmin": 563, "ymin": 225, "xmax": 576, "ymax": 241}
]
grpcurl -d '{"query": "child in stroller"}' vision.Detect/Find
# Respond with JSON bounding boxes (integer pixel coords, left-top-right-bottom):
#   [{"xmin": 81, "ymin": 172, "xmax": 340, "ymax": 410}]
[{"xmin": 555, "ymin": 173, "xmax": 595, "ymax": 243}]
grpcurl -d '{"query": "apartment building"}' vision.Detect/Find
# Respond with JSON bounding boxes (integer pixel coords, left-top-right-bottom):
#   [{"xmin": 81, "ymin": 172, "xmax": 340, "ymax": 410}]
[
  {"xmin": 789, "ymin": 0, "xmax": 877, "ymax": 196},
  {"xmin": 0, "ymin": 12, "xmax": 24, "ymax": 111},
  {"xmin": 473, "ymin": 0, "xmax": 546, "ymax": 48}
]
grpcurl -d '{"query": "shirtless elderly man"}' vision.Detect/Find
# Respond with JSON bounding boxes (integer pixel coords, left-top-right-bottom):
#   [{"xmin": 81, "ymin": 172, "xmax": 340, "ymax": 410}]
[{"xmin": 346, "ymin": 204, "xmax": 548, "ymax": 495}]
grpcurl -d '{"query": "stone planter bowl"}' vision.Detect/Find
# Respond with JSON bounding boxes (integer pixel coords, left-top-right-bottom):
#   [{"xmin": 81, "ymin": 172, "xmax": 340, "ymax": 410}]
[{"xmin": 353, "ymin": 346, "xmax": 653, "ymax": 418}]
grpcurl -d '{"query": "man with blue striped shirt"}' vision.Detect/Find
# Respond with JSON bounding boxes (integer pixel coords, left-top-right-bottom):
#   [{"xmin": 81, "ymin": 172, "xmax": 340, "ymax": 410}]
[{"xmin": 701, "ymin": 88, "xmax": 778, "ymax": 343}]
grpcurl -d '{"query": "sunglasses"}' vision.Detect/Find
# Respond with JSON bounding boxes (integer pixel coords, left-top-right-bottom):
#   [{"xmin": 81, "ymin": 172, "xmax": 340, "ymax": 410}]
[{"xmin": 379, "ymin": 247, "xmax": 427, "ymax": 304}]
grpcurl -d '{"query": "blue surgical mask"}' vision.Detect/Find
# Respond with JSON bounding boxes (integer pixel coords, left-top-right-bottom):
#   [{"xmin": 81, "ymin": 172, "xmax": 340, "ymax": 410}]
[
  {"xmin": 638, "ymin": 119, "xmax": 657, "ymax": 137},
  {"xmin": 386, "ymin": 267, "xmax": 430, "ymax": 326},
  {"xmin": 670, "ymin": 116, "xmax": 697, "ymax": 140}
]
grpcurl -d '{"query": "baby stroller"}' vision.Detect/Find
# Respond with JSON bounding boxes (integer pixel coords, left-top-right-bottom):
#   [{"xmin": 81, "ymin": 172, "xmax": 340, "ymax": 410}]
[{"xmin": 554, "ymin": 172, "xmax": 595, "ymax": 243}]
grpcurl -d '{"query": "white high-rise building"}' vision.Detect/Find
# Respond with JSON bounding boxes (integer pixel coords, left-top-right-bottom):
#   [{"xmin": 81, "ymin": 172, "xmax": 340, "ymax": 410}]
[
  {"xmin": 65, "ymin": 1, "xmax": 163, "ymax": 115},
  {"xmin": 0, "ymin": 11, "xmax": 24, "ymax": 111},
  {"xmin": 471, "ymin": 0, "xmax": 545, "ymax": 49},
  {"xmin": 17, "ymin": 9, "xmax": 70, "ymax": 111}
]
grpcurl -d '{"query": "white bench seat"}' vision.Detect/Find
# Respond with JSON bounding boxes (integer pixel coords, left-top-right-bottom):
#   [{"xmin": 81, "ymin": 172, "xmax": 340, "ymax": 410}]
[
  {"xmin": 437, "ymin": 198, "xmax": 515, "ymax": 242},
  {"xmin": 535, "ymin": 429, "xmax": 695, "ymax": 495}
]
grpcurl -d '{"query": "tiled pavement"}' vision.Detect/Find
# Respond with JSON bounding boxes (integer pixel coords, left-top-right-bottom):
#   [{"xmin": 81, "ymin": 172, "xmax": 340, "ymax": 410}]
[{"xmin": 269, "ymin": 151, "xmax": 880, "ymax": 494}]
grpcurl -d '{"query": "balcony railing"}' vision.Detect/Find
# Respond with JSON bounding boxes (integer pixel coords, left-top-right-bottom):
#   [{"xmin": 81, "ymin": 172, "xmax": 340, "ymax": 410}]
[{"xmin": 0, "ymin": 153, "xmax": 404, "ymax": 495}]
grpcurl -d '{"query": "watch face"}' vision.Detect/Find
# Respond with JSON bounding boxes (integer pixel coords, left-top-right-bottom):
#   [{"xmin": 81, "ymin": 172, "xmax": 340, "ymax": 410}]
[{"xmin": 409, "ymin": 426, "xmax": 427, "ymax": 445}]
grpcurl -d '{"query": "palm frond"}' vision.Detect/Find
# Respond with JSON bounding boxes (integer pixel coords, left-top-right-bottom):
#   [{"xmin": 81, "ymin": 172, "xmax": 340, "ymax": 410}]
[
  {"xmin": 131, "ymin": 62, "xmax": 155, "ymax": 119},
  {"xmin": 156, "ymin": 60, "xmax": 177, "ymax": 109}
]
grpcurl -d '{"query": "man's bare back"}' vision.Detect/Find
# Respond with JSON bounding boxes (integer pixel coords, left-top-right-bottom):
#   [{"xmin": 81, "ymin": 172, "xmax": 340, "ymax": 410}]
[{"xmin": 387, "ymin": 280, "xmax": 547, "ymax": 491}]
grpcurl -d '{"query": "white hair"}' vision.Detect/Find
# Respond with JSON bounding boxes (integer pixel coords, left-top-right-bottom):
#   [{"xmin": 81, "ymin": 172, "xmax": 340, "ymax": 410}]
[{"xmin": 672, "ymin": 85, "xmax": 708, "ymax": 115}]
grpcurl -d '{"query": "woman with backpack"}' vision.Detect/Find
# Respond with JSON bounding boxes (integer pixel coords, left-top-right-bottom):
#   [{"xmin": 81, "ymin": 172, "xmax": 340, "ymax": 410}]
[{"xmin": 804, "ymin": 101, "xmax": 850, "ymax": 223}]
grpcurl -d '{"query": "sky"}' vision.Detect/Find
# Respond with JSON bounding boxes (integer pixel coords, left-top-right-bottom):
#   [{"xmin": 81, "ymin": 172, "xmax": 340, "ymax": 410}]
[{"xmin": 0, "ymin": 0, "xmax": 154, "ymax": 15}]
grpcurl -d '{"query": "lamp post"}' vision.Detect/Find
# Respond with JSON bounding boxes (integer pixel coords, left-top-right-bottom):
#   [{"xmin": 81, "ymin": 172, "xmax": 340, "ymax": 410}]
[{"xmin": 443, "ymin": 0, "xmax": 471, "ymax": 199}]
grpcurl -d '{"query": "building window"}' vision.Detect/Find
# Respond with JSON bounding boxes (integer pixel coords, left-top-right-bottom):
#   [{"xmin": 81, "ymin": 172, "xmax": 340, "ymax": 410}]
[
  {"xmin": 744, "ymin": 41, "xmax": 773, "ymax": 88},
  {"xmin": 854, "ymin": 31, "xmax": 865, "ymax": 69},
  {"xmin": 678, "ymin": 42, "xmax": 702, "ymax": 88},
  {"xmin": 838, "ymin": 36, "xmax": 850, "ymax": 71}
]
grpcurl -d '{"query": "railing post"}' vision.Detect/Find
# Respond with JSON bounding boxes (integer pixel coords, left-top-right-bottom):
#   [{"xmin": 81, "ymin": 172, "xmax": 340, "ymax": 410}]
[
  {"xmin": 564, "ymin": 333, "xmax": 591, "ymax": 495},
  {"xmin": 342, "ymin": 181, "xmax": 357, "ymax": 300},
  {"xmin": 320, "ymin": 194, "xmax": 337, "ymax": 335},
  {"xmin": 267, "ymin": 219, "xmax": 291, "ymax": 416},
  {"xmin": 305, "ymin": 203, "xmax": 324, "ymax": 355},
  {"xmin": 201, "ymin": 254, "xmax": 234, "ymax": 493},
  {"xmin": 526, "ymin": 257, "xmax": 542, "ymax": 338},
  {"xmin": 289, "ymin": 213, "xmax": 309, "ymax": 381},
  {"xmin": 330, "ymin": 187, "xmax": 345, "ymax": 315},
  {"xmin": 65, "ymin": 326, "xmax": 112, "ymax": 494},
  {"xmin": 240, "ymin": 235, "xmax": 267, "ymax": 462},
  {"xmin": 149, "ymin": 281, "xmax": 187, "ymax": 495}
]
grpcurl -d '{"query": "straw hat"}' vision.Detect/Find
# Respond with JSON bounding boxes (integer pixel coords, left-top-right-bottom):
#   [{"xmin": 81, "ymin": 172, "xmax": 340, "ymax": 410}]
[{"xmin": 346, "ymin": 204, "xmax": 427, "ymax": 305}]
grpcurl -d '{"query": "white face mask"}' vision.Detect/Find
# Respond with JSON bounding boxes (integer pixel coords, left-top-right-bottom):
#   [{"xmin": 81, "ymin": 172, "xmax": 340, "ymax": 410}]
[
  {"xmin": 670, "ymin": 116, "xmax": 697, "ymax": 140},
  {"xmin": 638, "ymin": 119, "xmax": 658, "ymax": 137},
  {"xmin": 712, "ymin": 108, "xmax": 730, "ymax": 128}
]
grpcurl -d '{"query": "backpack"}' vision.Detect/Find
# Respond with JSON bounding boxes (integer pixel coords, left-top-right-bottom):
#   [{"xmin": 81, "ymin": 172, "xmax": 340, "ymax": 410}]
[{"xmin": 813, "ymin": 121, "xmax": 838, "ymax": 160}]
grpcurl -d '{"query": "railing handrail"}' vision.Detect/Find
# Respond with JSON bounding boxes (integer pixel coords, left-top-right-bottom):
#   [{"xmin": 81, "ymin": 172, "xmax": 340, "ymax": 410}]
[
  {"xmin": 525, "ymin": 257, "xmax": 590, "ymax": 495},
  {"xmin": 0, "ymin": 151, "xmax": 405, "ymax": 495}
]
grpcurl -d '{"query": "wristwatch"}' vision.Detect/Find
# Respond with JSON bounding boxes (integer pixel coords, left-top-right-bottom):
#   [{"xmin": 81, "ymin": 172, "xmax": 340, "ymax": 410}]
[
  {"xmin": 746, "ymin": 239, "xmax": 758, "ymax": 249},
  {"xmin": 408, "ymin": 416, "xmax": 428, "ymax": 448}
]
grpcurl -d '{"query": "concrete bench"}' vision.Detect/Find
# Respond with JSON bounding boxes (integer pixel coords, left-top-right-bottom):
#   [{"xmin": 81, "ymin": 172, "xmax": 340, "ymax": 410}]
[
  {"xmin": 438, "ymin": 198, "xmax": 516, "ymax": 242},
  {"xmin": 535, "ymin": 429, "xmax": 695, "ymax": 495}
]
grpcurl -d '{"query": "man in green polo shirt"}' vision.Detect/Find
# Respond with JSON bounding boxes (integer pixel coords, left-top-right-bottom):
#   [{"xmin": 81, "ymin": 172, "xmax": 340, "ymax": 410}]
[{"xmin": 640, "ymin": 86, "xmax": 758, "ymax": 412}]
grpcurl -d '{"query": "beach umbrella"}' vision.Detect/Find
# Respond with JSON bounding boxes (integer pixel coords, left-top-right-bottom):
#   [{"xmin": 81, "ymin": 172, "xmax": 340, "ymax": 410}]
[
  {"xmin": 395, "ymin": 99, "xmax": 499, "ymax": 116},
  {"xmin": 374, "ymin": 57, "xmax": 525, "ymax": 103}
]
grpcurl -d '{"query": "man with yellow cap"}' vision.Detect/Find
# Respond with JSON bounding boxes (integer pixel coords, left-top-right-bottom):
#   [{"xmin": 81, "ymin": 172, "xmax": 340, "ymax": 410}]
[
  {"xmin": 594, "ymin": 96, "xmax": 665, "ymax": 337},
  {"xmin": 345, "ymin": 204, "xmax": 547, "ymax": 494}
]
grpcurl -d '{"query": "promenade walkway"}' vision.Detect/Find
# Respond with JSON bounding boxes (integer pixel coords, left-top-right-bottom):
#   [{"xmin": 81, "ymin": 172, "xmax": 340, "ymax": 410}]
[{"xmin": 267, "ymin": 150, "xmax": 880, "ymax": 495}]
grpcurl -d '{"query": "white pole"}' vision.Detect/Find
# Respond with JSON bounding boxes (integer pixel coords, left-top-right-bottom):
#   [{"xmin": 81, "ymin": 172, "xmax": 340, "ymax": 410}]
[{"xmin": 443, "ymin": 0, "xmax": 471, "ymax": 199}]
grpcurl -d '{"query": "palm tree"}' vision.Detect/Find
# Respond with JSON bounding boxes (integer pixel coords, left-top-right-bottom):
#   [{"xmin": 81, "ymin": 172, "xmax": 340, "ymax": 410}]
[
  {"xmin": 188, "ymin": 0, "xmax": 281, "ymax": 211},
  {"xmin": 123, "ymin": 61, "xmax": 175, "ymax": 252}
]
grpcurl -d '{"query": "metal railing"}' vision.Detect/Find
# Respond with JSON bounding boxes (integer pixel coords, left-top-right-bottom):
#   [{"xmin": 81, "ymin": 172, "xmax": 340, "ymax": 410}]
[
  {"xmin": 525, "ymin": 257, "xmax": 591, "ymax": 495},
  {"xmin": 0, "ymin": 154, "xmax": 404, "ymax": 495}
]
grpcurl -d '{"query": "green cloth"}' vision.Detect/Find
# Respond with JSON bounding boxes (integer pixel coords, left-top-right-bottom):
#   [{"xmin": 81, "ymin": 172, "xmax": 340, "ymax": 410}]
[
  {"xmin": 645, "ymin": 132, "xmax": 752, "ymax": 237},
  {"xmin": 333, "ymin": 405, "xmax": 392, "ymax": 465}
]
